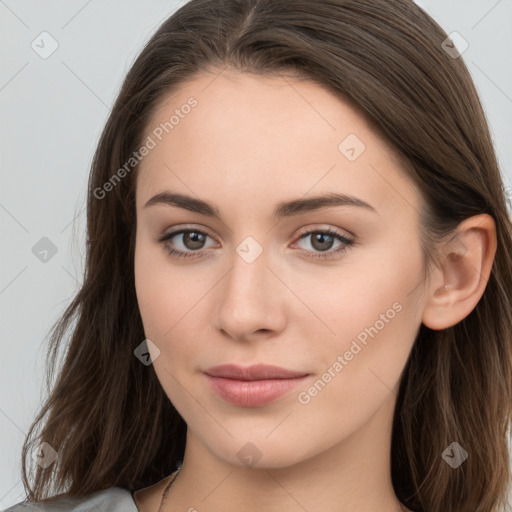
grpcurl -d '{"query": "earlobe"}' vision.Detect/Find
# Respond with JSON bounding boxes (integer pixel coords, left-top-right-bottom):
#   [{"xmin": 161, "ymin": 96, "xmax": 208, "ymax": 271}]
[{"xmin": 421, "ymin": 214, "xmax": 497, "ymax": 331}]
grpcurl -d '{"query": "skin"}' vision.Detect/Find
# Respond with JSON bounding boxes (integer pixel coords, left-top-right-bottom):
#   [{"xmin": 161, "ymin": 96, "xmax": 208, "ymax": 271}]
[{"xmin": 132, "ymin": 69, "xmax": 497, "ymax": 512}]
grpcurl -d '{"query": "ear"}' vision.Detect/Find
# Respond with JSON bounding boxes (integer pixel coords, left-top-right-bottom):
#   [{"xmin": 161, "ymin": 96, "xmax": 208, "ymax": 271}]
[{"xmin": 422, "ymin": 214, "xmax": 497, "ymax": 330}]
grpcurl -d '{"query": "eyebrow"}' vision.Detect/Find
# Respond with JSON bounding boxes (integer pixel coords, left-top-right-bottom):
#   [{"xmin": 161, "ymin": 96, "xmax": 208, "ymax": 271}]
[{"xmin": 143, "ymin": 191, "xmax": 377, "ymax": 219}]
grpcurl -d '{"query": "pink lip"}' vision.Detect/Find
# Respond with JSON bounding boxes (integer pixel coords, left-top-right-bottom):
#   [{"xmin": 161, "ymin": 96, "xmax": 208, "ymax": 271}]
[{"xmin": 204, "ymin": 364, "xmax": 310, "ymax": 407}]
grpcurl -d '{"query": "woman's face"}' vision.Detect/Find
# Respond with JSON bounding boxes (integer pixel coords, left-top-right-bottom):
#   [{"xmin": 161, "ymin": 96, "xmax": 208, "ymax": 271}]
[{"xmin": 134, "ymin": 70, "xmax": 428, "ymax": 469}]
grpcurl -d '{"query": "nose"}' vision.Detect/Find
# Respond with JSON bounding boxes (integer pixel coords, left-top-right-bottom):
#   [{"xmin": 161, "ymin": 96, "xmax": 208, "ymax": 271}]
[{"xmin": 212, "ymin": 244, "xmax": 287, "ymax": 342}]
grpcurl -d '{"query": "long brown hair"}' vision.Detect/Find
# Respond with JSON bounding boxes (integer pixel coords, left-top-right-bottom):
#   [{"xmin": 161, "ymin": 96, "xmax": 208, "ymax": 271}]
[{"xmin": 20, "ymin": 1, "xmax": 512, "ymax": 510}]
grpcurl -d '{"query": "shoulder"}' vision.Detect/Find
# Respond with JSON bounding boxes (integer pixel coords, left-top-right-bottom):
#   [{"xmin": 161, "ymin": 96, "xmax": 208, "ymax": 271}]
[{"xmin": 2, "ymin": 486, "xmax": 138, "ymax": 512}]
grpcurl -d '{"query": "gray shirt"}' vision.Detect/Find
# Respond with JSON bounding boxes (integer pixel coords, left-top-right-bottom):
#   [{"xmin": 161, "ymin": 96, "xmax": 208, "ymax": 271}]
[
  {"xmin": 2, "ymin": 487, "xmax": 140, "ymax": 512},
  {"xmin": 2, "ymin": 468, "xmax": 181, "ymax": 511}
]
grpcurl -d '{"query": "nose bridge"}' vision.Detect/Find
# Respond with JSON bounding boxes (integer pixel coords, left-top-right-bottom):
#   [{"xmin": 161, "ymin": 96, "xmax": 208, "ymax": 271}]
[
  {"xmin": 225, "ymin": 238, "xmax": 271, "ymax": 307},
  {"xmin": 213, "ymin": 235, "xmax": 285, "ymax": 338}
]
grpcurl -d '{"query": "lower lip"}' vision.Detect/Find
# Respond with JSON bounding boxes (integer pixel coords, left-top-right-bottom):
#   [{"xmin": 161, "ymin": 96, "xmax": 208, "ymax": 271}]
[{"xmin": 205, "ymin": 374, "xmax": 309, "ymax": 407}]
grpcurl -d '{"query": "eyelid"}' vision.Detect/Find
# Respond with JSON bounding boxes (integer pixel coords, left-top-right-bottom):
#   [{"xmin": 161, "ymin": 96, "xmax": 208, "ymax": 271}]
[
  {"xmin": 156, "ymin": 223, "xmax": 353, "ymax": 243},
  {"xmin": 155, "ymin": 223, "xmax": 355, "ymax": 260},
  {"xmin": 155, "ymin": 223, "xmax": 355, "ymax": 241},
  {"xmin": 154, "ymin": 224, "xmax": 219, "ymax": 244},
  {"xmin": 294, "ymin": 224, "xmax": 354, "ymax": 240}
]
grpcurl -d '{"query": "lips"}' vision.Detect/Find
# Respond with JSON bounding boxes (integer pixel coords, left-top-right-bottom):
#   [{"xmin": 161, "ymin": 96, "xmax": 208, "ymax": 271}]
[
  {"xmin": 203, "ymin": 364, "xmax": 310, "ymax": 407},
  {"xmin": 204, "ymin": 363, "xmax": 309, "ymax": 380}
]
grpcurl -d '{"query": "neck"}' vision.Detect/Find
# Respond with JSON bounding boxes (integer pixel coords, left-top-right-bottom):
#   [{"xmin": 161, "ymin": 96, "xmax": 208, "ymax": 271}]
[{"xmin": 161, "ymin": 392, "xmax": 410, "ymax": 512}]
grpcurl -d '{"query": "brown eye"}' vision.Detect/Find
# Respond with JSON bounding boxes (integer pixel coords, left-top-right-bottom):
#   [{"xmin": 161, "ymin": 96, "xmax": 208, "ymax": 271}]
[
  {"xmin": 157, "ymin": 229, "xmax": 215, "ymax": 259},
  {"xmin": 181, "ymin": 231, "xmax": 207, "ymax": 250},
  {"xmin": 294, "ymin": 229, "xmax": 354, "ymax": 261},
  {"xmin": 308, "ymin": 232, "xmax": 336, "ymax": 252}
]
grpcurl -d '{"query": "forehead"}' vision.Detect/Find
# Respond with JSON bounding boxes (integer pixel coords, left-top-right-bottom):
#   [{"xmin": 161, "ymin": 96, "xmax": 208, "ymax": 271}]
[{"xmin": 135, "ymin": 70, "xmax": 421, "ymax": 221}]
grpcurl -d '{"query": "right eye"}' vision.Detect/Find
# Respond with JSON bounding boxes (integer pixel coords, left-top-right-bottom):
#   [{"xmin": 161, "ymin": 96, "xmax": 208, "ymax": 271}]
[{"xmin": 157, "ymin": 228, "xmax": 217, "ymax": 259}]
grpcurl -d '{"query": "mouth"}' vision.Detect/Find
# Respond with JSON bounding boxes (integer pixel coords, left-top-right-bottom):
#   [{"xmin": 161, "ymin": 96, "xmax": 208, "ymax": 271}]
[{"xmin": 203, "ymin": 364, "xmax": 310, "ymax": 407}]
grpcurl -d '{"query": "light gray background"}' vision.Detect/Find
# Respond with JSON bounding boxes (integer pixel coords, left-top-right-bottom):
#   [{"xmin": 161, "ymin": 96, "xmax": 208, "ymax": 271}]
[{"xmin": 1, "ymin": 0, "xmax": 511, "ymax": 509}]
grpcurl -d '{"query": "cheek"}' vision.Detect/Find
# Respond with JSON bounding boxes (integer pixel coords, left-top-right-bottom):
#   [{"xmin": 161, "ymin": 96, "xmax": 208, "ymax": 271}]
[
  {"xmin": 134, "ymin": 239, "xmax": 210, "ymax": 369},
  {"xmin": 134, "ymin": 242, "xmax": 212, "ymax": 416},
  {"xmin": 134, "ymin": 240, "xmax": 162, "ymax": 335},
  {"xmin": 134, "ymin": 238, "xmax": 184, "ymax": 340},
  {"xmin": 297, "ymin": 236, "xmax": 420, "ymax": 343},
  {"xmin": 303, "ymin": 238, "xmax": 423, "ymax": 407},
  {"xmin": 293, "ymin": 301, "xmax": 419, "ymax": 446}
]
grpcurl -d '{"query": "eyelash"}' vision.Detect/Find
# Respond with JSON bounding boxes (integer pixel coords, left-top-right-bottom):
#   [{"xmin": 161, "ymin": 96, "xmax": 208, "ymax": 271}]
[{"xmin": 156, "ymin": 227, "xmax": 354, "ymax": 261}]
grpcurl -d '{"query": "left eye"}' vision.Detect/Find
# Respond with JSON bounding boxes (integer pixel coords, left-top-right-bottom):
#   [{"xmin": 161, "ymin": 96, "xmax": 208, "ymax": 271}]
[
  {"xmin": 157, "ymin": 228, "xmax": 354, "ymax": 261},
  {"xmin": 292, "ymin": 229, "xmax": 354, "ymax": 260}
]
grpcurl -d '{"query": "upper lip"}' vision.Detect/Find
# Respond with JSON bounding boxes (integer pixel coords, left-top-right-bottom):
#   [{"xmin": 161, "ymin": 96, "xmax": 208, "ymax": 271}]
[{"xmin": 204, "ymin": 364, "xmax": 309, "ymax": 381}]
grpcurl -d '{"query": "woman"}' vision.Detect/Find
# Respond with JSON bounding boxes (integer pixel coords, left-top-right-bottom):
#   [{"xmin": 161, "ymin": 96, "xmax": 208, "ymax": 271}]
[{"xmin": 6, "ymin": 0, "xmax": 512, "ymax": 511}]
